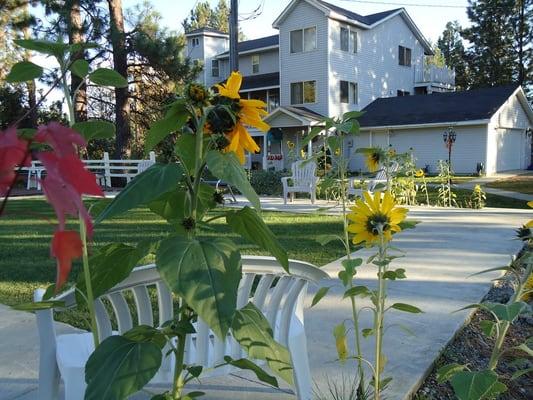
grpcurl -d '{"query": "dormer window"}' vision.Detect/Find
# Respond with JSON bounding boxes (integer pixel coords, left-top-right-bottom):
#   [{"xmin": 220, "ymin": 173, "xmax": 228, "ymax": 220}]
[
  {"xmin": 340, "ymin": 27, "xmax": 357, "ymax": 53},
  {"xmin": 190, "ymin": 37, "xmax": 199, "ymax": 47},
  {"xmin": 290, "ymin": 26, "xmax": 316, "ymax": 53},
  {"xmin": 399, "ymin": 45, "xmax": 412, "ymax": 66}
]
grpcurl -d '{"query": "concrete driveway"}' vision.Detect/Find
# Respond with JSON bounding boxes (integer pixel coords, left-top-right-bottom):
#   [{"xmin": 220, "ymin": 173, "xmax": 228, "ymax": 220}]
[{"xmin": 0, "ymin": 206, "xmax": 531, "ymax": 399}]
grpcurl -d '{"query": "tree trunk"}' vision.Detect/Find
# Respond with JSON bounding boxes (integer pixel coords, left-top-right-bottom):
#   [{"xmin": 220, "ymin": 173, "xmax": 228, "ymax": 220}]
[
  {"xmin": 68, "ymin": 0, "xmax": 87, "ymax": 122},
  {"xmin": 22, "ymin": 7, "xmax": 37, "ymax": 128},
  {"xmin": 517, "ymin": 0, "xmax": 525, "ymax": 85},
  {"xmin": 107, "ymin": 0, "xmax": 130, "ymax": 159}
]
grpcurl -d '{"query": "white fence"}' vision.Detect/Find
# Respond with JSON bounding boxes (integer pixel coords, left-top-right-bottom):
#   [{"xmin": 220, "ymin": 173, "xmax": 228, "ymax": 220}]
[
  {"xmin": 25, "ymin": 151, "xmax": 156, "ymax": 190},
  {"xmin": 414, "ymin": 64, "xmax": 455, "ymax": 87}
]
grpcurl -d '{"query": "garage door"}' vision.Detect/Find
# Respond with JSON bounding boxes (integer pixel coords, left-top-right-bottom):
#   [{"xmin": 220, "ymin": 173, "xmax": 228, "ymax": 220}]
[{"xmin": 496, "ymin": 129, "xmax": 524, "ymax": 171}]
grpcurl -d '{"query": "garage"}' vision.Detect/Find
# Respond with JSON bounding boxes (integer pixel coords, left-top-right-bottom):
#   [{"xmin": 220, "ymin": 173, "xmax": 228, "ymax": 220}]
[{"xmin": 495, "ymin": 129, "xmax": 525, "ymax": 172}]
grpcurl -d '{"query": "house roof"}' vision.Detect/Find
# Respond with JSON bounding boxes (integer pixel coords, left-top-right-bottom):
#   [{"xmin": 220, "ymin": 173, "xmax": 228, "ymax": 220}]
[
  {"xmin": 358, "ymin": 84, "xmax": 524, "ymax": 129},
  {"xmin": 264, "ymin": 106, "xmax": 324, "ymax": 127},
  {"xmin": 240, "ymin": 72, "xmax": 279, "ymax": 91},
  {"xmin": 216, "ymin": 35, "xmax": 279, "ymax": 58},
  {"xmin": 317, "ymin": 1, "xmax": 401, "ymax": 26},
  {"xmin": 185, "ymin": 27, "xmax": 228, "ymax": 37}
]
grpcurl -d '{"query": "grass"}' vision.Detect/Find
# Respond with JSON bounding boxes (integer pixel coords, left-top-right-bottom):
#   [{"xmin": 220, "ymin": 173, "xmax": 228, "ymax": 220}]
[
  {"xmin": 418, "ymin": 187, "xmax": 530, "ymax": 209},
  {"xmin": 485, "ymin": 173, "xmax": 533, "ymax": 195},
  {"xmin": 0, "ymin": 198, "xmax": 347, "ymax": 323}
]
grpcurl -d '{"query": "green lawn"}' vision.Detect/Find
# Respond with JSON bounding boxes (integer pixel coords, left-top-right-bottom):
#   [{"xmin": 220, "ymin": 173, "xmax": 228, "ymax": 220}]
[
  {"xmin": 419, "ymin": 187, "xmax": 530, "ymax": 209},
  {"xmin": 0, "ymin": 198, "xmax": 346, "ymax": 317},
  {"xmin": 485, "ymin": 173, "xmax": 533, "ymax": 195}
]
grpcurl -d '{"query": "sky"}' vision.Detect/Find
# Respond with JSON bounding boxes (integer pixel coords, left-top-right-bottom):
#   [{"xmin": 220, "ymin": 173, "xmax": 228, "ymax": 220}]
[{"xmin": 121, "ymin": 0, "xmax": 472, "ymax": 44}]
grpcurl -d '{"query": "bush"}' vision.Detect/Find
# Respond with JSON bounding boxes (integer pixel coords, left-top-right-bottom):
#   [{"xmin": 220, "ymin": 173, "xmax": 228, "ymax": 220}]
[{"xmin": 249, "ymin": 170, "xmax": 289, "ymax": 196}]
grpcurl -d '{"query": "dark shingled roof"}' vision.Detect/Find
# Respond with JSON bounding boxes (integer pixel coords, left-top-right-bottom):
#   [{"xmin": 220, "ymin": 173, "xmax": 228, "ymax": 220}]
[
  {"xmin": 217, "ymin": 35, "xmax": 279, "ymax": 57},
  {"xmin": 317, "ymin": 0, "xmax": 401, "ymax": 25},
  {"xmin": 358, "ymin": 85, "xmax": 520, "ymax": 128},
  {"xmin": 185, "ymin": 27, "xmax": 227, "ymax": 36},
  {"xmin": 240, "ymin": 72, "xmax": 279, "ymax": 91}
]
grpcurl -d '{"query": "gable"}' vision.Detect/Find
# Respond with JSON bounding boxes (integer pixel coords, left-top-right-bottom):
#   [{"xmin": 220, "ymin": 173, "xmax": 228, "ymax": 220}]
[{"xmin": 493, "ymin": 87, "xmax": 533, "ymax": 128}]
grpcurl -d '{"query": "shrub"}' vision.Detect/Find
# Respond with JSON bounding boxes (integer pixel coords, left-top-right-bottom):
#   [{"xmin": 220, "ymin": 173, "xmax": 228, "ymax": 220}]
[{"xmin": 249, "ymin": 170, "xmax": 289, "ymax": 196}]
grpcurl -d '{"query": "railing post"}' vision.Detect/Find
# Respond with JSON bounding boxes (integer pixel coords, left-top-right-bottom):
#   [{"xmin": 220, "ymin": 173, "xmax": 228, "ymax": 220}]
[
  {"xmin": 149, "ymin": 151, "xmax": 156, "ymax": 162},
  {"xmin": 103, "ymin": 152, "xmax": 111, "ymax": 187}
]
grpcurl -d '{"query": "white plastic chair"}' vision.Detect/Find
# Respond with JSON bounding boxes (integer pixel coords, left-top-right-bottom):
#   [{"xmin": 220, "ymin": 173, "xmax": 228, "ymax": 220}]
[
  {"xmin": 348, "ymin": 162, "xmax": 399, "ymax": 197},
  {"xmin": 26, "ymin": 161, "xmax": 44, "ymax": 190},
  {"xmin": 281, "ymin": 161, "xmax": 319, "ymax": 204},
  {"xmin": 34, "ymin": 256, "xmax": 328, "ymax": 400}
]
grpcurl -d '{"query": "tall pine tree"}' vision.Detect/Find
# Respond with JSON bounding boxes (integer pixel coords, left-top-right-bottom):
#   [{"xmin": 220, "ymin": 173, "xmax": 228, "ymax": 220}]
[{"xmin": 437, "ymin": 21, "xmax": 470, "ymax": 90}]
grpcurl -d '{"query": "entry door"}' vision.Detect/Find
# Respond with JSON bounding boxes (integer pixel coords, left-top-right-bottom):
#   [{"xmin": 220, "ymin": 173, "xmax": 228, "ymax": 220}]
[{"xmin": 496, "ymin": 129, "xmax": 523, "ymax": 171}]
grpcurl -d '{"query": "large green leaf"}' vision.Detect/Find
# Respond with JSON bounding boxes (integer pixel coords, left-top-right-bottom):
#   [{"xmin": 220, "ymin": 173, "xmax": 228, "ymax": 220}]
[
  {"xmin": 450, "ymin": 370, "xmax": 507, "ymax": 400},
  {"xmin": 76, "ymin": 243, "xmax": 149, "ymax": 303},
  {"xmin": 14, "ymin": 39, "xmax": 68, "ymax": 57},
  {"xmin": 484, "ymin": 302, "xmax": 527, "ymax": 322},
  {"xmin": 84, "ymin": 335, "xmax": 162, "ymax": 400},
  {"xmin": 231, "ymin": 302, "xmax": 293, "ymax": 385},
  {"xmin": 205, "ymin": 150, "xmax": 260, "ymax": 209},
  {"xmin": 72, "ymin": 120, "xmax": 115, "ymax": 141},
  {"xmin": 223, "ymin": 356, "xmax": 279, "ymax": 388},
  {"xmin": 88, "ymin": 68, "xmax": 128, "ymax": 88},
  {"xmin": 174, "ymin": 134, "xmax": 197, "ymax": 174},
  {"xmin": 390, "ymin": 303, "xmax": 423, "ymax": 313},
  {"xmin": 70, "ymin": 59, "xmax": 90, "ymax": 78},
  {"xmin": 226, "ymin": 206, "xmax": 288, "ymax": 271},
  {"xmin": 95, "ymin": 163, "xmax": 184, "ymax": 222},
  {"xmin": 145, "ymin": 101, "xmax": 189, "ymax": 153},
  {"xmin": 156, "ymin": 236, "xmax": 241, "ymax": 338},
  {"xmin": 6, "ymin": 61, "xmax": 43, "ymax": 82}
]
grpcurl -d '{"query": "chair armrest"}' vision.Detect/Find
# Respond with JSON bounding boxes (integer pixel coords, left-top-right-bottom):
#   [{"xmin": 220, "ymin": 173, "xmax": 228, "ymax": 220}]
[{"xmin": 281, "ymin": 176, "xmax": 291, "ymax": 189}]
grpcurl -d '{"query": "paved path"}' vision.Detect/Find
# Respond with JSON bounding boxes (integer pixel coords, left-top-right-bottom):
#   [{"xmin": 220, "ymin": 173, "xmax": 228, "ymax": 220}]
[{"xmin": 0, "ymin": 202, "xmax": 531, "ymax": 399}]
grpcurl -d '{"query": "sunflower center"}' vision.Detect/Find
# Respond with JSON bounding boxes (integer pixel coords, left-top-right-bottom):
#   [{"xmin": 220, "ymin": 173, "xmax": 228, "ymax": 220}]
[{"xmin": 365, "ymin": 212, "xmax": 390, "ymax": 235}]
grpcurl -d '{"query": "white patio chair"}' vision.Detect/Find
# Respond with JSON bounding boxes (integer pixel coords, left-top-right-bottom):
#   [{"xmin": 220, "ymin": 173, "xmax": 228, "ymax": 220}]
[
  {"xmin": 33, "ymin": 256, "xmax": 328, "ymax": 400},
  {"xmin": 26, "ymin": 161, "xmax": 44, "ymax": 190},
  {"xmin": 137, "ymin": 159, "xmax": 155, "ymax": 174},
  {"xmin": 281, "ymin": 161, "xmax": 319, "ymax": 204},
  {"xmin": 348, "ymin": 162, "xmax": 399, "ymax": 197}
]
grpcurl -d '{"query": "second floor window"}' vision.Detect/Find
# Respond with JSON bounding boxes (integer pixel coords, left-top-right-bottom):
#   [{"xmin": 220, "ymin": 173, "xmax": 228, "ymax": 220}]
[
  {"xmin": 190, "ymin": 37, "xmax": 199, "ymax": 47},
  {"xmin": 290, "ymin": 26, "xmax": 316, "ymax": 53},
  {"xmin": 399, "ymin": 45, "xmax": 412, "ymax": 66},
  {"xmin": 211, "ymin": 60, "xmax": 219, "ymax": 77},
  {"xmin": 340, "ymin": 27, "xmax": 358, "ymax": 53},
  {"xmin": 252, "ymin": 55, "xmax": 259, "ymax": 74},
  {"xmin": 291, "ymin": 80, "xmax": 316, "ymax": 104},
  {"xmin": 340, "ymin": 81, "xmax": 358, "ymax": 104},
  {"xmin": 397, "ymin": 90, "xmax": 410, "ymax": 96}
]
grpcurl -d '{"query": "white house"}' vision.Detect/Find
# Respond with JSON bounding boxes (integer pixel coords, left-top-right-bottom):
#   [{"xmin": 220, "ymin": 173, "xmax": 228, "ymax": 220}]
[
  {"xmin": 185, "ymin": 0, "xmax": 531, "ymax": 174},
  {"xmin": 354, "ymin": 85, "xmax": 533, "ymax": 175}
]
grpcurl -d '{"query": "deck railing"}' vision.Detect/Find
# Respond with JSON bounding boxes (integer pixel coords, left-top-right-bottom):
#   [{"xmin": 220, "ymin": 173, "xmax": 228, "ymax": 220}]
[{"xmin": 414, "ymin": 64, "xmax": 455, "ymax": 87}]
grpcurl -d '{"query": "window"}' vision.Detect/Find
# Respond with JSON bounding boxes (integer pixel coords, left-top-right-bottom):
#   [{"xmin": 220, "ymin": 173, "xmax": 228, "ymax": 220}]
[
  {"xmin": 190, "ymin": 37, "xmax": 199, "ymax": 47},
  {"xmin": 340, "ymin": 27, "xmax": 349, "ymax": 52},
  {"xmin": 340, "ymin": 80, "xmax": 349, "ymax": 103},
  {"xmin": 290, "ymin": 80, "xmax": 316, "ymax": 104},
  {"xmin": 350, "ymin": 30, "xmax": 358, "ymax": 53},
  {"xmin": 211, "ymin": 60, "xmax": 219, "ymax": 77},
  {"xmin": 252, "ymin": 55, "xmax": 259, "ymax": 74},
  {"xmin": 397, "ymin": 90, "xmax": 410, "ymax": 96},
  {"xmin": 350, "ymin": 82, "xmax": 358, "ymax": 103},
  {"xmin": 398, "ymin": 45, "xmax": 412, "ymax": 66},
  {"xmin": 290, "ymin": 26, "xmax": 316, "ymax": 53},
  {"xmin": 340, "ymin": 81, "xmax": 358, "ymax": 104}
]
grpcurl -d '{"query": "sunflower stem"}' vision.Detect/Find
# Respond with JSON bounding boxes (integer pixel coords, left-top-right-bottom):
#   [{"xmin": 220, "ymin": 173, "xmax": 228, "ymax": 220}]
[{"xmin": 373, "ymin": 228, "xmax": 387, "ymax": 400}]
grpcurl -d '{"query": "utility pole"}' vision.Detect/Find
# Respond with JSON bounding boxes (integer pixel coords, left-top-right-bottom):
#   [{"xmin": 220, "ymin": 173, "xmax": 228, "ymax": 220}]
[{"xmin": 229, "ymin": 0, "xmax": 239, "ymax": 72}]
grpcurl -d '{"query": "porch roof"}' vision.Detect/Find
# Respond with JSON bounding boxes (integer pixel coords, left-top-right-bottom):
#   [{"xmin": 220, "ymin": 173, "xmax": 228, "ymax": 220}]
[{"xmin": 264, "ymin": 106, "xmax": 324, "ymax": 128}]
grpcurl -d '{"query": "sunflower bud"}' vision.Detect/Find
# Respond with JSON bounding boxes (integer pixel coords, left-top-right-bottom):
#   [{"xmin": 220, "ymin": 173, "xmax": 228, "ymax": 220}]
[
  {"xmin": 185, "ymin": 83, "xmax": 210, "ymax": 106},
  {"xmin": 181, "ymin": 217, "xmax": 196, "ymax": 231},
  {"xmin": 213, "ymin": 190, "xmax": 225, "ymax": 205}
]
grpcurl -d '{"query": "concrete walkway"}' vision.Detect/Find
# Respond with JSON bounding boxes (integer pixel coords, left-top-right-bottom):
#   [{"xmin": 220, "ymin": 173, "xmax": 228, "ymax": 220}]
[{"xmin": 0, "ymin": 203, "xmax": 531, "ymax": 399}]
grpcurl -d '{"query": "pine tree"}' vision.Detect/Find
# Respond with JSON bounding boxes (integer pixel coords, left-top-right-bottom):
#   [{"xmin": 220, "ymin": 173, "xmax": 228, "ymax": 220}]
[
  {"xmin": 511, "ymin": 0, "xmax": 532, "ymax": 94},
  {"xmin": 437, "ymin": 21, "xmax": 470, "ymax": 90}
]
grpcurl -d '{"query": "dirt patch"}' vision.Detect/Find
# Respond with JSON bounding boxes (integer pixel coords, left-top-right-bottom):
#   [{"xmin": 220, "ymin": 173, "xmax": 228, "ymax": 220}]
[{"xmin": 486, "ymin": 174, "xmax": 533, "ymax": 195}]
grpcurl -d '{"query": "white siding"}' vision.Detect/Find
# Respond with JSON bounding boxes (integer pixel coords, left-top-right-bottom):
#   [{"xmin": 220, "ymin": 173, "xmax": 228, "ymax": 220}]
[
  {"xmin": 328, "ymin": 14, "xmax": 425, "ymax": 117},
  {"xmin": 203, "ymin": 36, "xmax": 229, "ymax": 87},
  {"xmin": 350, "ymin": 126, "xmax": 488, "ymax": 174},
  {"xmin": 218, "ymin": 49, "xmax": 280, "ymax": 79},
  {"xmin": 278, "ymin": 0, "xmax": 330, "ymax": 116}
]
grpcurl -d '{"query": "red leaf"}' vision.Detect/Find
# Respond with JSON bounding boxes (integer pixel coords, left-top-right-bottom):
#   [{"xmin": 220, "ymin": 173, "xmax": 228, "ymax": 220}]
[
  {"xmin": 35, "ymin": 122, "xmax": 86, "ymax": 156},
  {"xmin": 0, "ymin": 127, "xmax": 30, "ymax": 196},
  {"xmin": 58, "ymin": 155, "xmax": 103, "ymax": 196},
  {"xmin": 51, "ymin": 230, "xmax": 83, "ymax": 292}
]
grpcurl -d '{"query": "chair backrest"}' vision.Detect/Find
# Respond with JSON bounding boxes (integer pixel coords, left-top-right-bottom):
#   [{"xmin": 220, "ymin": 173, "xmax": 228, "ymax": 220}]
[
  {"xmin": 52, "ymin": 256, "xmax": 328, "ymax": 371},
  {"xmin": 291, "ymin": 160, "xmax": 317, "ymax": 186},
  {"xmin": 137, "ymin": 160, "xmax": 155, "ymax": 174}
]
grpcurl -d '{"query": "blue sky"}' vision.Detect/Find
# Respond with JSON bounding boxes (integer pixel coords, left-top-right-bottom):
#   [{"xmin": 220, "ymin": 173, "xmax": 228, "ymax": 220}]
[{"xmin": 121, "ymin": 0, "xmax": 471, "ymax": 43}]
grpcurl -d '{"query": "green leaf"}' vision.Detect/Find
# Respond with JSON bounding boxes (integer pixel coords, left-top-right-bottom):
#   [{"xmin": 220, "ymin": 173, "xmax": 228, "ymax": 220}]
[
  {"xmin": 301, "ymin": 126, "xmax": 324, "ymax": 147},
  {"xmin": 123, "ymin": 325, "xmax": 167, "ymax": 349},
  {"xmin": 479, "ymin": 320, "xmax": 496, "ymax": 337},
  {"xmin": 362, "ymin": 328, "xmax": 374, "ymax": 338},
  {"xmin": 311, "ymin": 286, "xmax": 330, "ymax": 307},
  {"xmin": 206, "ymin": 150, "xmax": 260, "ymax": 210},
  {"xmin": 398, "ymin": 220, "xmax": 420, "ymax": 230},
  {"xmin": 514, "ymin": 342, "xmax": 533, "ymax": 357},
  {"xmin": 511, "ymin": 367, "xmax": 533, "ymax": 380},
  {"xmin": 88, "ymin": 68, "xmax": 128, "ymax": 87},
  {"xmin": 186, "ymin": 365, "xmax": 203, "ymax": 378},
  {"xmin": 174, "ymin": 134, "xmax": 197, "ymax": 173},
  {"xmin": 343, "ymin": 110, "xmax": 364, "ymax": 120},
  {"xmin": 484, "ymin": 302, "xmax": 527, "ymax": 322},
  {"xmin": 95, "ymin": 163, "xmax": 184, "ymax": 222},
  {"xmin": 156, "ymin": 236, "xmax": 241, "ymax": 338},
  {"xmin": 226, "ymin": 206, "xmax": 288, "ymax": 271},
  {"xmin": 450, "ymin": 370, "xmax": 507, "ymax": 400},
  {"xmin": 338, "ymin": 258, "xmax": 362, "ymax": 286},
  {"xmin": 12, "ymin": 300, "xmax": 65, "ymax": 311},
  {"xmin": 14, "ymin": 38, "xmax": 68, "ymax": 57},
  {"xmin": 231, "ymin": 302, "xmax": 293, "ymax": 385},
  {"xmin": 76, "ymin": 243, "xmax": 148, "ymax": 304},
  {"xmin": 390, "ymin": 303, "xmax": 423, "ymax": 313},
  {"xmin": 223, "ymin": 356, "xmax": 279, "ymax": 388},
  {"xmin": 342, "ymin": 258, "xmax": 363, "ymax": 270},
  {"xmin": 436, "ymin": 363, "xmax": 466, "ymax": 384},
  {"xmin": 315, "ymin": 234, "xmax": 343, "ymax": 246},
  {"xmin": 343, "ymin": 286, "xmax": 370, "ymax": 299},
  {"xmin": 72, "ymin": 120, "xmax": 115, "ymax": 141},
  {"xmin": 145, "ymin": 110, "xmax": 189, "ymax": 153},
  {"xmin": 333, "ymin": 322, "xmax": 348, "ymax": 362},
  {"xmin": 85, "ymin": 335, "xmax": 162, "ymax": 400},
  {"xmin": 70, "ymin": 59, "xmax": 90, "ymax": 78},
  {"xmin": 6, "ymin": 61, "xmax": 43, "ymax": 82}
]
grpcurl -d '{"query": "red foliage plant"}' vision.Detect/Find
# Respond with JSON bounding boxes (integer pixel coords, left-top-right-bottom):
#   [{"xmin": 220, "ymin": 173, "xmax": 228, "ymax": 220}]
[{"xmin": 0, "ymin": 123, "xmax": 104, "ymax": 291}]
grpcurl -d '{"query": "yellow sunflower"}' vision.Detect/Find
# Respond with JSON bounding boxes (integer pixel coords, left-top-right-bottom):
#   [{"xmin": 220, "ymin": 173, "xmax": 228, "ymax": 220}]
[
  {"xmin": 415, "ymin": 169, "xmax": 425, "ymax": 178},
  {"xmin": 527, "ymin": 200, "xmax": 533, "ymax": 228},
  {"xmin": 215, "ymin": 72, "xmax": 269, "ymax": 163},
  {"xmin": 347, "ymin": 191, "xmax": 408, "ymax": 246},
  {"xmin": 365, "ymin": 148, "xmax": 384, "ymax": 173},
  {"xmin": 287, "ymin": 140, "xmax": 295, "ymax": 149}
]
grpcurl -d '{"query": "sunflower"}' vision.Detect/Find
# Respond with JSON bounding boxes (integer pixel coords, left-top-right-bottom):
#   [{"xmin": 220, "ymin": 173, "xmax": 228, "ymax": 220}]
[
  {"xmin": 527, "ymin": 200, "xmax": 533, "ymax": 228},
  {"xmin": 215, "ymin": 72, "xmax": 269, "ymax": 163},
  {"xmin": 364, "ymin": 148, "xmax": 384, "ymax": 173},
  {"xmin": 287, "ymin": 140, "xmax": 295, "ymax": 149},
  {"xmin": 347, "ymin": 191, "xmax": 407, "ymax": 246},
  {"xmin": 415, "ymin": 169, "xmax": 425, "ymax": 178}
]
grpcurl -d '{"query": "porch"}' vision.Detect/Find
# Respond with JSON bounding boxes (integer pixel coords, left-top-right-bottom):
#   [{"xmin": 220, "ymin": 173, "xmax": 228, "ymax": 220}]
[{"xmin": 245, "ymin": 106, "xmax": 324, "ymax": 171}]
